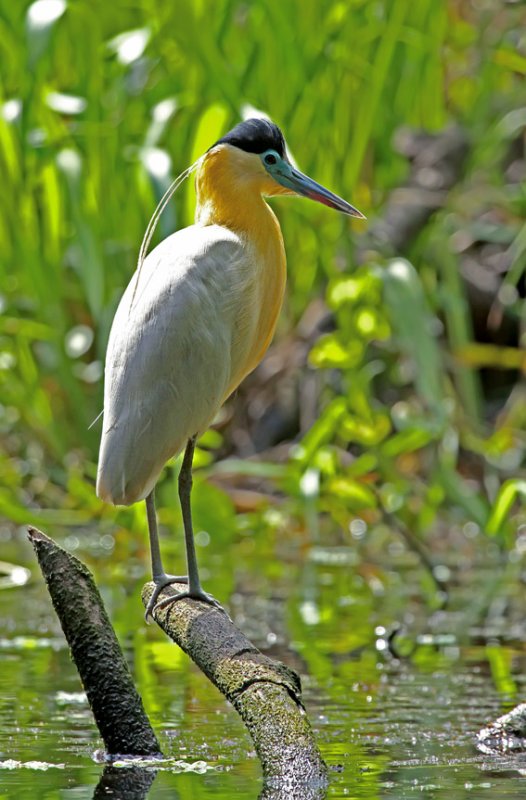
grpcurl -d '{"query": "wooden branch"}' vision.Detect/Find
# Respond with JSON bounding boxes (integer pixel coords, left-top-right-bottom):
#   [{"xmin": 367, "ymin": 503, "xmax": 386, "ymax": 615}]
[
  {"xmin": 28, "ymin": 527, "xmax": 161, "ymax": 757},
  {"xmin": 143, "ymin": 582, "xmax": 328, "ymax": 786},
  {"xmin": 27, "ymin": 526, "xmax": 327, "ymax": 788}
]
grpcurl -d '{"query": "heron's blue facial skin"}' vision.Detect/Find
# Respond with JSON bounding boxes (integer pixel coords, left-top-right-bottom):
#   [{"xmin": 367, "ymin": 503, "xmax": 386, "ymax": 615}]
[{"xmin": 259, "ymin": 148, "xmax": 365, "ymax": 219}]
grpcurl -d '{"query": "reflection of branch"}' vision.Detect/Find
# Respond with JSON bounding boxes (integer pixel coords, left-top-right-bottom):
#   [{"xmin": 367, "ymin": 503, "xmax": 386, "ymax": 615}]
[
  {"xmin": 143, "ymin": 582, "xmax": 328, "ymax": 787},
  {"xmin": 258, "ymin": 779, "xmax": 328, "ymax": 800},
  {"xmin": 477, "ymin": 703, "xmax": 526, "ymax": 756},
  {"xmin": 93, "ymin": 765, "xmax": 157, "ymax": 800},
  {"xmin": 28, "ymin": 527, "xmax": 161, "ymax": 757}
]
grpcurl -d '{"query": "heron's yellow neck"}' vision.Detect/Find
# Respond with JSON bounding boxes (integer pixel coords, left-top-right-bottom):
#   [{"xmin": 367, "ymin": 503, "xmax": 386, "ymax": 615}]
[
  {"xmin": 194, "ymin": 147, "xmax": 277, "ymax": 234},
  {"xmin": 194, "ymin": 146, "xmax": 288, "ymax": 385}
]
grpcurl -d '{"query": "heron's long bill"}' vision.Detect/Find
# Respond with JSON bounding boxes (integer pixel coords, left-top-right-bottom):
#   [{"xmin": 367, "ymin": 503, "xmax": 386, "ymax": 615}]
[{"xmin": 276, "ymin": 165, "xmax": 365, "ymax": 219}]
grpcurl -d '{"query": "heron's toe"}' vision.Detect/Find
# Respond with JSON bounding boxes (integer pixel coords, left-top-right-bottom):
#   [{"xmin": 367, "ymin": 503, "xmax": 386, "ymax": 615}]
[
  {"xmin": 144, "ymin": 575, "xmax": 189, "ymax": 622},
  {"xmin": 153, "ymin": 588, "xmax": 223, "ymax": 614}
]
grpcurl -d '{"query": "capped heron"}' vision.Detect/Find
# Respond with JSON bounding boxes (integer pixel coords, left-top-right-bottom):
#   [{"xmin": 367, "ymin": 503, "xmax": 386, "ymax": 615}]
[{"xmin": 96, "ymin": 118, "xmax": 364, "ymax": 618}]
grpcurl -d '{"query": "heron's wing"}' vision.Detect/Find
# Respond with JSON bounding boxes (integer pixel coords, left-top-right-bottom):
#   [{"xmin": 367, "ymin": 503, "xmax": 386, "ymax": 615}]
[{"xmin": 97, "ymin": 224, "xmax": 249, "ymax": 505}]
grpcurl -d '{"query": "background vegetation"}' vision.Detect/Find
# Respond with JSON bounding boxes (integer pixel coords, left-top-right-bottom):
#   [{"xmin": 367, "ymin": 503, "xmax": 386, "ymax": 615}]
[
  {"xmin": 1, "ymin": 0, "xmax": 525, "ymax": 576},
  {"xmin": 2, "ymin": 2, "xmax": 526, "ymax": 796}
]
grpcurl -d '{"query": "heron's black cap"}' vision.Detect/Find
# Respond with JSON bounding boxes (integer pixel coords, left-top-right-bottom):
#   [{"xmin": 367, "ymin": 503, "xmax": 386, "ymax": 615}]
[{"xmin": 212, "ymin": 118, "xmax": 286, "ymax": 158}]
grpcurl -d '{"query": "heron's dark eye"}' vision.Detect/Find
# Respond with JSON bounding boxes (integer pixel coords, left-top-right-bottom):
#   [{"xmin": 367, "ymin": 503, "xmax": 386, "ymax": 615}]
[{"xmin": 264, "ymin": 153, "xmax": 277, "ymax": 165}]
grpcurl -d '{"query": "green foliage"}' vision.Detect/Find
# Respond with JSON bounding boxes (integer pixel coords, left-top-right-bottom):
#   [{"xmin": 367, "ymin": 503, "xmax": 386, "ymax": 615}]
[
  {"xmin": 0, "ymin": 0, "xmax": 525, "ymax": 551},
  {"xmin": 487, "ymin": 480, "xmax": 526, "ymax": 541}
]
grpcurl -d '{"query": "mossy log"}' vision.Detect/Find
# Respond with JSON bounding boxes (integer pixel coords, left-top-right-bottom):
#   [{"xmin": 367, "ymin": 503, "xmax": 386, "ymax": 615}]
[
  {"xmin": 143, "ymin": 582, "xmax": 328, "ymax": 786},
  {"xmin": 27, "ymin": 526, "xmax": 327, "ymax": 789},
  {"xmin": 28, "ymin": 527, "xmax": 161, "ymax": 757}
]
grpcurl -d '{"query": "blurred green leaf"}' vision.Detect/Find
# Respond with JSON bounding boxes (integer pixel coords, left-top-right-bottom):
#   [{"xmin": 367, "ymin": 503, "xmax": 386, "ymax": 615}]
[
  {"xmin": 309, "ymin": 333, "xmax": 364, "ymax": 369},
  {"xmin": 380, "ymin": 427, "xmax": 435, "ymax": 458},
  {"xmin": 325, "ymin": 477, "xmax": 378, "ymax": 510},
  {"xmin": 192, "ymin": 479, "xmax": 236, "ymax": 541},
  {"xmin": 26, "ymin": 0, "xmax": 67, "ymax": 65},
  {"xmin": 295, "ymin": 399, "xmax": 348, "ymax": 466},
  {"xmin": 341, "ymin": 413, "xmax": 391, "ymax": 447},
  {"xmin": 381, "ymin": 259, "xmax": 446, "ymax": 420},
  {"xmin": 486, "ymin": 479, "xmax": 526, "ymax": 538},
  {"xmin": 184, "ymin": 102, "xmax": 229, "ymax": 224}
]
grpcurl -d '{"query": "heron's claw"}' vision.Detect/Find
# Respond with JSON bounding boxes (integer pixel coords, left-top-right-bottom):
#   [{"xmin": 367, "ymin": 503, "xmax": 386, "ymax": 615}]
[
  {"xmin": 144, "ymin": 575, "xmax": 189, "ymax": 622},
  {"xmin": 153, "ymin": 587, "xmax": 223, "ymax": 615}
]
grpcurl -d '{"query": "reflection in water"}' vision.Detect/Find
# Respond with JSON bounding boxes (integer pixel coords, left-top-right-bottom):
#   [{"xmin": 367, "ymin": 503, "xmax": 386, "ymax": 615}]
[
  {"xmin": 259, "ymin": 776, "xmax": 327, "ymax": 800},
  {"xmin": 2, "ymin": 530, "xmax": 526, "ymax": 798},
  {"xmin": 93, "ymin": 766, "xmax": 158, "ymax": 799}
]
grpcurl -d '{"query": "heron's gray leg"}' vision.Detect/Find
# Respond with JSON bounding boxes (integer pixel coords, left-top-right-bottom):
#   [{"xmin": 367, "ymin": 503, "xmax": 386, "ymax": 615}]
[
  {"xmin": 178, "ymin": 435, "xmax": 201, "ymax": 592},
  {"xmin": 146, "ymin": 489, "xmax": 163, "ymax": 581},
  {"xmin": 143, "ymin": 489, "xmax": 188, "ymax": 621},
  {"xmin": 153, "ymin": 436, "xmax": 221, "ymax": 614}
]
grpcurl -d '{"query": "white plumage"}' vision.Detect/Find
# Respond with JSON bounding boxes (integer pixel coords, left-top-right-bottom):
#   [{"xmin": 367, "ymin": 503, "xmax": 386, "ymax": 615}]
[{"xmin": 97, "ymin": 224, "xmax": 259, "ymax": 505}]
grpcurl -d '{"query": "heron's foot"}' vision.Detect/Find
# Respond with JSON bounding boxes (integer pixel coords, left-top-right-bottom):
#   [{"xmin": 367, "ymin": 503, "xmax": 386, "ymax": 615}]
[
  {"xmin": 144, "ymin": 574, "xmax": 189, "ymax": 622},
  {"xmin": 153, "ymin": 586, "xmax": 223, "ymax": 615}
]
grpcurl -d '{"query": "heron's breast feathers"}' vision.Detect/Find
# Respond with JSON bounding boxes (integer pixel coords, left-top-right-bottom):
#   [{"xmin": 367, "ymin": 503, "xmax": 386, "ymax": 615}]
[{"xmin": 97, "ymin": 215, "xmax": 286, "ymax": 506}]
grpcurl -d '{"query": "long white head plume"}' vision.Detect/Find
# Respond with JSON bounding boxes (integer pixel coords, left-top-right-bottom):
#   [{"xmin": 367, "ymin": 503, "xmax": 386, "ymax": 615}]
[{"xmin": 129, "ymin": 156, "xmax": 203, "ymax": 312}]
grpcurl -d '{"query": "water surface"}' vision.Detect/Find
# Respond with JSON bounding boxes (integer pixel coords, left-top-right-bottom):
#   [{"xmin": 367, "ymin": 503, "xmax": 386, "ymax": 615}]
[{"xmin": 1, "ymin": 523, "xmax": 525, "ymax": 798}]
